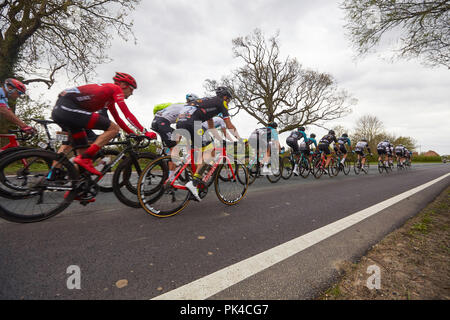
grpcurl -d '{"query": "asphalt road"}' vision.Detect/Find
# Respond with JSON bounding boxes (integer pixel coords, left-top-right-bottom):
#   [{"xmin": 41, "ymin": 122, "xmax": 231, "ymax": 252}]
[{"xmin": 0, "ymin": 163, "xmax": 448, "ymax": 300}]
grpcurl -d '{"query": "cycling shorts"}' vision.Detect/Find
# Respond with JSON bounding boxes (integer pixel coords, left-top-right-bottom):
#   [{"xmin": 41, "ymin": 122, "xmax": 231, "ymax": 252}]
[
  {"xmin": 377, "ymin": 148, "xmax": 387, "ymax": 155},
  {"xmin": 151, "ymin": 116, "xmax": 176, "ymax": 148},
  {"xmin": 334, "ymin": 144, "xmax": 347, "ymax": 155},
  {"xmin": 286, "ymin": 137, "xmax": 300, "ymax": 154},
  {"xmin": 51, "ymin": 96, "xmax": 111, "ymax": 148},
  {"xmin": 318, "ymin": 143, "xmax": 331, "ymax": 155}
]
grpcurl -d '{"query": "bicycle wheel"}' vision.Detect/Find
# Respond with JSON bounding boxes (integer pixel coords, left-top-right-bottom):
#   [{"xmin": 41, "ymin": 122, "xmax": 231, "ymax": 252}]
[
  {"xmin": 247, "ymin": 162, "xmax": 259, "ymax": 185},
  {"xmin": 354, "ymin": 160, "xmax": 361, "ymax": 175},
  {"xmin": 215, "ymin": 160, "xmax": 249, "ymax": 205},
  {"xmin": 137, "ymin": 155, "xmax": 190, "ymax": 217},
  {"xmin": 92, "ymin": 148, "xmax": 120, "ymax": 192},
  {"xmin": 313, "ymin": 159, "xmax": 324, "ymax": 179},
  {"xmin": 299, "ymin": 158, "xmax": 310, "ymax": 178},
  {"xmin": 266, "ymin": 157, "xmax": 282, "ymax": 183},
  {"xmin": 281, "ymin": 157, "xmax": 294, "ymax": 180},
  {"xmin": 378, "ymin": 161, "xmax": 384, "ymax": 174},
  {"xmin": 342, "ymin": 160, "xmax": 350, "ymax": 175},
  {"xmin": 0, "ymin": 149, "xmax": 79, "ymax": 223},
  {"xmin": 364, "ymin": 161, "xmax": 370, "ymax": 174},
  {"xmin": 329, "ymin": 159, "xmax": 339, "ymax": 177},
  {"xmin": 112, "ymin": 152, "xmax": 157, "ymax": 208}
]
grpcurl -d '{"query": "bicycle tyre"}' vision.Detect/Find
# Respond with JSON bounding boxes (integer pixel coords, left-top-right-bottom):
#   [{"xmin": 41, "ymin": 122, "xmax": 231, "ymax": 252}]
[
  {"xmin": 215, "ymin": 161, "xmax": 249, "ymax": 206},
  {"xmin": 343, "ymin": 160, "xmax": 350, "ymax": 175},
  {"xmin": 137, "ymin": 155, "xmax": 191, "ymax": 218},
  {"xmin": 0, "ymin": 149, "xmax": 78, "ymax": 223},
  {"xmin": 281, "ymin": 157, "xmax": 294, "ymax": 180},
  {"xmin": 299, "ymin": 158, "xmax": 310, "ymax": 178},
  {"xmin": 112, "ymin": 152, "xmax": 157, "ymax": 208}
]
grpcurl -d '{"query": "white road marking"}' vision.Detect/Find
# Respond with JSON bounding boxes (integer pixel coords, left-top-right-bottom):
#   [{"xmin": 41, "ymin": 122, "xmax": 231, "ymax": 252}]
[{"xmin": 152, "ymin": 172, "xmax": 450, "ymax": 300}]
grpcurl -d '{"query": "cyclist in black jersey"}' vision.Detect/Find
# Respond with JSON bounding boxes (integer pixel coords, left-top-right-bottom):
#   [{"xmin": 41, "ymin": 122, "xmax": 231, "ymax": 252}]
[
  {"xmin": 318, "ymin": 130, "xmax": 338, "ymax": 171},
  {"xmin": 175, "ymin": 87, "xmax": 243, "ymax": 201}
]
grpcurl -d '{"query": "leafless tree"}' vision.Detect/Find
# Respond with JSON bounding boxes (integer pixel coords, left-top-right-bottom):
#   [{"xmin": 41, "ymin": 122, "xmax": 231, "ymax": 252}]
[
  {"xmin": 0, "ymin": 0, "xmax": 140, "ymax": 135},
  {"xmin": 204, "ymin": 29, "xmax": 355, "ymax": 133},
  {"xmin": 341, "ymin": 0, "xmax": 450, "ymax": 68}
]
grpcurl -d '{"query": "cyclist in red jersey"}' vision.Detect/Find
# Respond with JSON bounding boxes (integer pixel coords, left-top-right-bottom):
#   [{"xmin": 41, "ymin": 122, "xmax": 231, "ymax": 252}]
[{"xmin": 51, "ymin": 72, "xmax": 156, "ymax": 175}]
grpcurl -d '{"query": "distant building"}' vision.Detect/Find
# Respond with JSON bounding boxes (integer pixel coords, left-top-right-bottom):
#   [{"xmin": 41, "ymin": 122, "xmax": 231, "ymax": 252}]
[{"xmin": 423, "ymin": 150, "xmax": 440, "ymax": 157}]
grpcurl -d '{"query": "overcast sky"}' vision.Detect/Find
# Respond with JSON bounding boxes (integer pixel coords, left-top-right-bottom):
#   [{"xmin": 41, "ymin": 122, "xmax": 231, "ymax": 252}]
[{"xmin": 31, "ymin": 0, "xmax": 450, "ymax": 155}]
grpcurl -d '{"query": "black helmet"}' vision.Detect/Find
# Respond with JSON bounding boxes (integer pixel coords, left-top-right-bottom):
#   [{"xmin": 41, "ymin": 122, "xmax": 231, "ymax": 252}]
[
  {"xmin": 298, "ymin": 126, "xmax": 305, "ymax": 132},
  {"xmin": 328, "ymin": 130, "xmax": 335, "ymax": 135},
  {"xmin": 215, "ymin": 86, "xmax": 232, "ymax": 99},
  {"xmin": 310, "ymin": 133, "xmax": 316, "ymax": 138},
  {"xmin": 342, "ymin": 133, "xmax": 348, "ymax": 137},
  {"xmin": 268, "ymin": 122, "xmax": 278, "ymax": 128}
]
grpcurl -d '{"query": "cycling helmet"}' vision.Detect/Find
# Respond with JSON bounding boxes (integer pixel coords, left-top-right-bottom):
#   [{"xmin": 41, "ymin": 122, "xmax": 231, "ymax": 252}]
[
  {"xmin": 268, "ymin": 122, "xmax": 278, "ymax": 128},
  {"xmin": 186, "ymin": 93, "xmax": 199, "ymax": 102},
  {"xmin": 298, "ymin": 126, "xmax": 305, "ymax": 132},
  {"xmin": 342, "ymin": 133, "xmax": 348, "ymax": 137},
  {"xmin": 5, "ymin": 78, "xmax": 26, "ymax": 95},
  {"xmin": 215, "ymin": 86, "xmax": 233, "ymax": 99},
  {"xmin": 310, "ymin": 133, "xmax": 316, "ymax": 138},
  {"xmin": 328, "ymin": 130, "xmax": 335, "ymax": 135},
  {"xmin": 113, "ymin": 72, "xmax": 137, "ymax": 89}
]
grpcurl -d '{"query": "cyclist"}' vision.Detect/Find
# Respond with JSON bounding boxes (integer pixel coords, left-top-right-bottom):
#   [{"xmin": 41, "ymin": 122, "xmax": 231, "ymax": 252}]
[
  {"xmin": 334, "ymin": 133, "xmax": 352, "ymax": 166},
  {"xmin": 248, "ymin": 122, "xmax": 281, "ymax": 175},
  {"xmin": 296, "ymin": 132, "xmax": 318, "ymax": 176},
  {"xmin": 152, "ymin": 94, "xmax": 218, "ymax": 182},
  {"xmin": 354, "ymin": 138, "xmax": 372, "ymax": 173},
  {"xmin": 318, "ymin": 130, "xmax": 338, "ymax": 171},
  {"xmin": 286, "ymin": 126, "xmax": 307, "ymax": 175},
  {"xmin": 0, "ymin": 78, "xmax": 35, "ymax": 134},
  {"xmin": 395, "ymin": 144, "xmax": 407, "ymax": 167},
  {"xmin": 151, "ymin": 94, "xmax": 198, "ymax": 149},
  {"xmin": 377, "ymin": 139, "xmax": 392, "ymax": 167},
  {"xmin": 51, "ymin": 72, "xmax": 156, "ymax": 176},
  {"xmin": 175, "ymin": 87, "xmax": 243, "ymax": 201}
]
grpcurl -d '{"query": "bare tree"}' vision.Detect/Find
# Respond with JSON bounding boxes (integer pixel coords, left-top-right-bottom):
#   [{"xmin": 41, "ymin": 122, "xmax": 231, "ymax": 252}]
[
  {"xmin": 341, "ymin": 0, "xmax": 450, "ymax": 68},
  {"xmin": 204, "ymin": 29, "xmax": 355, "ymax": 133},
  {"xmin": 0, "ymin": 0, "xmax": 140, "ymax": 84},
  {"xmin": 351, "ymin": 114, "xmax": 385, "ymax": 150},
  {"xmin": 0, "ymin": 0, "xmax": 140, "ymax": 136}
]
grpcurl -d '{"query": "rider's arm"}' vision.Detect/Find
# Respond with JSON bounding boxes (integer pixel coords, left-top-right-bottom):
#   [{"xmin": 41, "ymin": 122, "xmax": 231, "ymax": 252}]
[
  {"xmin": 223, "ymin": 117, "xmax": 241, "ymax": 140},
  {"xmin": 0, "ymin": 105, "xmax": 28, "ymax": 129},
  {"xmin": 207, "ymin": 119, "xmax": 223, "ymax": 141},
  {"xmin": 113, "ymin": 88, "xmax": 145, "ymax": 133},
  {"xmin": 107, "ymin": 104, "xmax": 135, "ymax": 134}
]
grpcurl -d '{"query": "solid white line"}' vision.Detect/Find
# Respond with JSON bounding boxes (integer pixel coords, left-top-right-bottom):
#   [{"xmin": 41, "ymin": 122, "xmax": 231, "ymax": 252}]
[{"xmin": 152, "ymin": 172, "xmax": 450, "ymax": 300}]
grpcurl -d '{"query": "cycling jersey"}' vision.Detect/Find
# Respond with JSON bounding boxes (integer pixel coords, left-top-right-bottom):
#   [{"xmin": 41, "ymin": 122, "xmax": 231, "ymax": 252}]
[
  {"xmin": 355, "ymin": 141, "xmax": 368, "ymax": 150},
  {"xmin": 155, "ymin": 103, "xmax": 186, "ymax": 124},
  {"xmin": 377, "ymin": 141, "xmax": 391, "ymax": 150},
  {"xmin": 58, "ymin": 83, "xmax": 144, "ymax": 134},
  {"xmin": 319, "ymin": 134, "xmax": 337, "ymax": 146},
  {"xmin": 395, "ymin": 145, "xmax": 406, "ymax": 156},
  {"xmin": 250, "ymin": 127, "xmax": 279, "ymax": 142},
  {"xmin": 337, "ymin": 136, "xmax": 351, "ymax": 146},
  {"xmin": 287, "ymin": 129, "xmax": 307, "ymax": 141},
  {"xmin": 177, "ymin": 96, "xmax": 230, "ymax": 122},
  {"xmin": 0, "ymin": 87, "xmax": 9, "ymax": 109}
]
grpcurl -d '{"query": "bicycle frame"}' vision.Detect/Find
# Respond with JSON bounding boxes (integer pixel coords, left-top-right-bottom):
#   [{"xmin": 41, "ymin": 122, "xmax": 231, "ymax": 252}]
[{"xmin": 168, "ymin": 143, "xmax": 236, "ymax": 190}]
